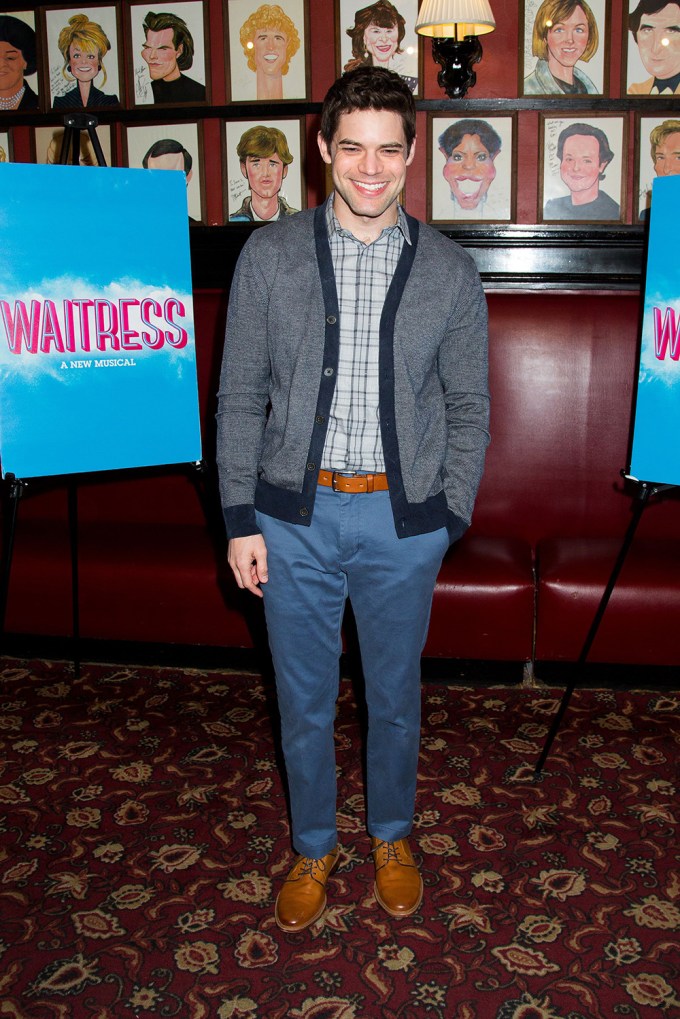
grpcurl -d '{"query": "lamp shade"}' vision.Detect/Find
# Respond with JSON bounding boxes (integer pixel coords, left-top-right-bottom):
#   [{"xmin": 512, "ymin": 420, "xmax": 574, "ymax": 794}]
[{"xmin": 415, "ymin": 0, "xmax": 496, "ymax": 37}]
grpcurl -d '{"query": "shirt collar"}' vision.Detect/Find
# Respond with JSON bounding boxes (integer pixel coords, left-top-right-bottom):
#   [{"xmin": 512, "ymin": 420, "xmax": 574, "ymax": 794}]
[{"xmin": 325, "ymin": 193, "xmax": 412, "ymax": 245}]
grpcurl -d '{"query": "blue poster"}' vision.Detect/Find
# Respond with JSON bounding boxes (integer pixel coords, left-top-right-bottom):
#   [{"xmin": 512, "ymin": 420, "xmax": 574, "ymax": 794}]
[
  {"xmin": 0, "ymin": 163, "xmax": 201, "ymax": 479},
  {"xmin": 628, "ymin": 175, "xmax": 680, "ymax": 487}
]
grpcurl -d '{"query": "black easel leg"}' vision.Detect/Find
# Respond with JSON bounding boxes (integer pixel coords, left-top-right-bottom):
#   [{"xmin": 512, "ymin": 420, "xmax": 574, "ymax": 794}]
[
  {"xmin": 534, "ymin": 483, "xmax": 654, "ymax": 775},
  {"xmin": 68, "ymin": 481, "xmax": 81, "ymax": 677},
  {"xmin": 0, "ymin": 476, "xmax": 24, "ymax": 650}
]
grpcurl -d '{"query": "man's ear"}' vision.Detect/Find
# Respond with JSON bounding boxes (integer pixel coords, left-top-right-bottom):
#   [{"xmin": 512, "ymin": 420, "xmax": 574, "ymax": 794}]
[
  {"xmin": 317, "ymin": 132, "xmax": 332, "ymax": 165},
  {"xmin": 282, "ymin": 164, "xmax": 288, "ymax": 178},
  {"xmin": 240, "ymin": 161, "xmax": 248, "ymax": 180},
  {"xmin": 185, "ymin": 169, "xmax": 193, "ymax": 184},
  {"xmin": 406, "ymin": 137, "xmax": 417, "ymax": 166}
]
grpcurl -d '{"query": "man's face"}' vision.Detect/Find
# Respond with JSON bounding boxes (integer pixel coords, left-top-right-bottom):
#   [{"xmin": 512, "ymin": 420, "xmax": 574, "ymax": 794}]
[
  {"xmin": 0, "ymin": 39, "xmax": 27, "ymax": 96},
  {"xmin": 241, "ymin": 152, "xmax": 287, "ymax": 198},
  {"xmin": 560, "ymin": 133, "xmax": 606, "ymax": 194},
  {"xmin": 252, "ymin": 27, "xmax": 288, "ymax": 76},
  {"xmin": 147, "ymin": 150, "xmax": 192, "ymax": 183},
  {"xmin": 546, "ymin": 5, "xmax": 590, "ymax": 69},
  {"xmin": 317, "ymin": 109, "xmax": 415, "ymax": 233},
  {"xmin": 441, "ymin": 132, "xmax": 497, "ymax": 210},
  {"xmin": 654, "ymin": 130, "xmax": 680, "ymax": 174},
  {"xmin": 142, "ymin": 27, "xmax": 182, "ymax": 81},
  {"xmin": 636, "ymin": 4, "xmax": 680, "ymax": 80}
]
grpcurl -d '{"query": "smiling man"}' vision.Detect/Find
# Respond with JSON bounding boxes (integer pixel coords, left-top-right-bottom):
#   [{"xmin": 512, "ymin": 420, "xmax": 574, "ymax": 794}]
[
  {"xmin": 229, "ymin": 125, "xmax": 297, "ymax": 222},
  {"xmin": 217, "ymin": 67, "xmax": 489, "ymax": 932},
  {"xmin": 628, "ymin": 0, "xmax": 680, "ymax": 94},
  {"xmin": 544, "ymin": 121, "xmax": 620, "ymax": 220}
]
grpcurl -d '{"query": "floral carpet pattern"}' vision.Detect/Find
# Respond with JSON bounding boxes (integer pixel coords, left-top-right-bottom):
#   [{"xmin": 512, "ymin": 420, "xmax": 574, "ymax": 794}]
[{"xmin": 0, "ymin": 656, "xmax": 678, "ymax": 1019}]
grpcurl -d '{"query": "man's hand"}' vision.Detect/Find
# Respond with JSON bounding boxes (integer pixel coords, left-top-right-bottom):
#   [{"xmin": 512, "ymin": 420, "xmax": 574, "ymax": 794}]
[{"xmin": 228, "ymin": 534, "xmax": 268, "ymax": 598}]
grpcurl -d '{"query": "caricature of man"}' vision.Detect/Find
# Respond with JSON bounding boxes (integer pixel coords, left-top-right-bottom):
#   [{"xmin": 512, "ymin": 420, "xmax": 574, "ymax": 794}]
[
  {"xmin": 544, "ymin": 122, "xmax": 620, "ymax": 220},
  {"xmin": 141, "ymin": 10, "xmax": 206, "ymax": 103},
  {"xmin": 628, "ymin": 1, "xmax": 680, "ymax": 95},
  {"xmin": 230, "ymin": 125, "xmax": 298, "ymax": 222},
  {"xmin": 239, "ymin": 4, "xmax": 300, "ymax": 100},
  {"xmin": 438, "ymin": 119, "xmax": 502, "ymax": 217},
  {"xmin": 640, "ymin": 119, "xmax": 680, "ymax": 216},
  {"xmin": 143, "ymin": 137, "xmax": 193, "ymax": 182}
]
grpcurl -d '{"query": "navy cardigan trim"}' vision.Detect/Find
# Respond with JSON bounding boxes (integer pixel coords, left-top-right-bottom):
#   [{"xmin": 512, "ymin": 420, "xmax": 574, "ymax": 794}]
[{"xmin": 248, "ymin": 206, "xmax": 461, "ymax": 542}]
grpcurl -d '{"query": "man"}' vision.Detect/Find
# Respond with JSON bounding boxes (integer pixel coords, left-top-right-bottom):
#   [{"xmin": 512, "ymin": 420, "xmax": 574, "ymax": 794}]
[
  {"xmin": 628, "ymin": 1, "xmax": 680, "ymax": 95},
  {"xmin": 238, "ymin": 3, "xmax": 300, "ymax": 100},
  {"xmin": 543, "ymin": 122, "xmax": 620, "ymax": 220},
  {"xmin": 229, "ymin": 125, "xmax": 297, "ymax": 222},
  {"xmin": 141, "ymin": 10, "xmax": 205, "ymax": 103},
  {"xmin": 142, "ymin": 137, "xmax": 193, "ymax": 182},
  {"xmin": 640, "ymin": 119, "xmax": 680, "ymax": 216},
  {"xmin": 650, "ymin": 118, "xmax": 680, "ymax": 175},
  {"xmin": 216, "ymin": 67, "xmax": 489, "ymax": 932},
  {"xmin": 438, "ymin": 119, "xmax": 502, "ymax": 217}
]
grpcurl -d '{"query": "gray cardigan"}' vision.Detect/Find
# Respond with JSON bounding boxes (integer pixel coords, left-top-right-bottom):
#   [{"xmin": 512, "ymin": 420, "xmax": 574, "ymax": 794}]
[{"xmin": 216, "ymin": 201, "xmax": 490, "ymax": 543}]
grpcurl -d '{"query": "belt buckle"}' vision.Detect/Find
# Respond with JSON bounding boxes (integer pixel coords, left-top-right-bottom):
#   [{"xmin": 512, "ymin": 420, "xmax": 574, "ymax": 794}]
[{"xmin": 331, "ymin": 471, "xmax": 352, "ymax": 492}]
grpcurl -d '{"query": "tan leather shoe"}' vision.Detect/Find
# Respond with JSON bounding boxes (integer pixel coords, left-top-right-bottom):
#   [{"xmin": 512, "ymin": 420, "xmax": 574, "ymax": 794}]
[
  {"xmin": 371, "ymin": 837, "xmax": 423, "ymax": 917},
  {"xmin": 274, "ymin": 847, "xmax": 339, "ymax": 932}
]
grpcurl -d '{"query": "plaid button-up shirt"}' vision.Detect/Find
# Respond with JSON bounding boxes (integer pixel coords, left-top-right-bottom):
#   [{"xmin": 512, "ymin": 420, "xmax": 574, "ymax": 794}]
[{"xmin": 322, "ymin": 197, "xmax": 411, "ymax": 473}]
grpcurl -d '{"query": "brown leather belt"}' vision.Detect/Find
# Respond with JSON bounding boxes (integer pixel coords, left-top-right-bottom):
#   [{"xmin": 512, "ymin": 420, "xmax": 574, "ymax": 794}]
[{"xmin": 318, "ymin": 469, "xmax": 389, "ymax": 493}]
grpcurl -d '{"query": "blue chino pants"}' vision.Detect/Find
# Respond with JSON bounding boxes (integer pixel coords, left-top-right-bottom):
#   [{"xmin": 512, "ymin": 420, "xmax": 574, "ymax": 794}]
[{"xmin": 256, "ymin": 485, "xmax": 449, "ymax": 858}]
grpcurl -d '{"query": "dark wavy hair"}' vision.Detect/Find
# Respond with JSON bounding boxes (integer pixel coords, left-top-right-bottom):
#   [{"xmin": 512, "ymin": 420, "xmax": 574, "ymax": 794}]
[{"xmin": 319, "ymin": 66, "xmax": 416, "ymax": 154}]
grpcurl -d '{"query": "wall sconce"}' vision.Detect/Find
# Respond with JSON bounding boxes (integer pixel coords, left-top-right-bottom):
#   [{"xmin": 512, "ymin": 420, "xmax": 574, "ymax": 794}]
[{"xmin": 415, "ymin": 0, "xmax": 496, "ymax": 99}]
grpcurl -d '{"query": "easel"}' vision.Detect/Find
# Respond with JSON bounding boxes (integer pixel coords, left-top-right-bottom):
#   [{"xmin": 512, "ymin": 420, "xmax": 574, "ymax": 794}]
[
  {"xmin": 534, "ymin": 477, "xmax": 676, "ymax": 775},
  {"xmin": 1, "ymin": 126, "xmax": 207, "ymax": 675},
  {"xmin": 59, "ymin": 113, "xmax": 107, "ymax": 168}
]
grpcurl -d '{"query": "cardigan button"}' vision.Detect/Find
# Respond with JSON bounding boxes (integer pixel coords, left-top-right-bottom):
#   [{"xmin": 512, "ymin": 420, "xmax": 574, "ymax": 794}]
[
  {"xmin": 323, "ymin": 367, "xmax": 334, "ymax": 377},
  {"xmin": 315, "ymin": 414, "xmax": 325, "ymax": 424},
  {"xmin": 326, "ymin": 315, "xmax": 337, "ymax": 325},
  {"xmin": 306, "ymin": 462, "xmax": 316, "ymax": 471},
  {"xmin": 299, "ymin": 507, "xmax": 309, "ymax": 517}
]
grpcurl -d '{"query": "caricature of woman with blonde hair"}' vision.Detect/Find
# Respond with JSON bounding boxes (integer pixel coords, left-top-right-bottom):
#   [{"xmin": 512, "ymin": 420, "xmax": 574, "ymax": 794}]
[
  {"xmin": 239, "ymin": 4, "xmax": 300, "ymax": 99},
  {"xmin": 54, "ymin": 13, "xmax": 119, "ymax": 109}
]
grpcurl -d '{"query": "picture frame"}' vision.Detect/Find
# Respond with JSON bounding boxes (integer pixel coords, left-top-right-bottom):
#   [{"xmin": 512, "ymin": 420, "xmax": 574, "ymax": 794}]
[
  {"xmin": 42, "ymin": 4, "xmax": 123, "ymax": 111},
  {"xmin": 127, "ymin": 0, "xmax": 210, "ymax": 107},
  {"xmin": 335, "ymin": 0, "xmax": 421, "ymax": 96},
  {"xmin": 223, "ymin": 116, "xmax": 305, "ymax": 224},
  {"xmin": 428, "ymin": 113, "xmax": 516, "ymax": 224},
  {"xmin": 225, "ymin": 0, "xmax": 310, "ymax": 102},
  {"xmin": 0, "ymin": 9, "xmax": 42, "ymax": 112},
  {"xmin": 124, "ymin": 121, "xmax": 206, "ymax": 224},
  {"xmin": 635, "ymin": 113, "xmax": 680, "ymax": 222},
  {"xmin": 624, "ymin": 0, "xmax": 680, "ymax": 97},
  {"xmin": 0, "ymin": 131, "xmax": 12, "ymax": 162},
  {"xmin": 520, "ymin": 0, "xmax": 608, "ymax": 97},
  {"xmin": 539, "ymin": 113, "xmax": 626, "ymax": 223},
  {"xmin": 31, "ymin": 121, "xmax": 114, "ymax": 166}
]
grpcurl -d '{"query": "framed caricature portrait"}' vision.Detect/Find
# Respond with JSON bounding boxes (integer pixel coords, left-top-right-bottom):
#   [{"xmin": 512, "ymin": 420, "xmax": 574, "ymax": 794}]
[
  {"xmin": 0, "ymin": 10, "xmax": 41, "ymax": 111},
  {"xmin": 520, "ymin": 0, "xmax": 608, "ymax": 97},
  {"xmin": 224, "ymin": 116, "xmax": 304, "ymax": 224},
  {"xmin": 635, "ymin": 114, "xmax": 680, "ymax": 221},
  {"xmin": 127, "ymin": 1, "xmax": 209, "ymax": 107},
  {"xmin": 540, "ymin": 114, "xmax": 626, "ymax": 223},
  {"xmin": 0, "ymin": 131, "xmax": 12, "ymax": 162},
  {"xmin": 429, "ymin": 114, "xmax": 515, "ymax": 224},
  {"xmin": 125, "ymin": 121, "xmax": 205, "ymax": 224},
  {"xmin": 335, "ymin": 0, "xmax": 420, "ymax": 95},
  {"xmin": 624, "ymin": 0, "xmax": 680, "ymax": 96},
  {"xmin": 42, "ymin": 5, "xmax": 122, "ymax": 111},
  {"xmin": 225, "ymin": 0, "xmax": 309, "ymax": 102},
  {"xmin": 32, "ymin": 122, "xmax": 113, "ymax": 166}
]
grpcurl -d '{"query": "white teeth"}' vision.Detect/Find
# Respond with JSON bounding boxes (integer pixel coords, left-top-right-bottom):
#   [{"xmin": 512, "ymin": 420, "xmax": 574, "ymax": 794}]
[
  {"xmin": 356, "ymin": 181, "xmax": 385, "ymax": 191},
  {"xmin": 458, "ymin": 180, "xmax": 481, "ymax": 195}
]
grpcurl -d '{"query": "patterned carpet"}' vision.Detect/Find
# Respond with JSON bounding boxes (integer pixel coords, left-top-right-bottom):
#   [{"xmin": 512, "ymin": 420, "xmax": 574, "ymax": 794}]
[{"xmin": 0, "ymin": 656, "xmax": 678, "ymax": 1018}]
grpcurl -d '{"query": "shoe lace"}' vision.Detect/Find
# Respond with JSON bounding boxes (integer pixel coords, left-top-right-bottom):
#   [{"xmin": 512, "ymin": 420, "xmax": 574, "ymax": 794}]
[
  {"xmin": 297, "ymin": 855, "xmax": 332, "ymax": 880},
  {"xmin": 372, "ymin": 839, "xmax": 407, "ymax": 865}
]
